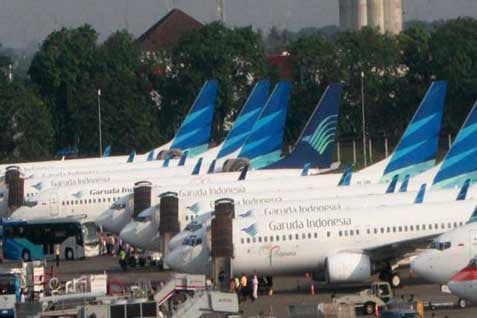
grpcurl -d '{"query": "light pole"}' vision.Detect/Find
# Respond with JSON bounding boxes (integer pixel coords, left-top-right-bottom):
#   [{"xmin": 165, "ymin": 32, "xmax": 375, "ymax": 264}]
[
  {"xmin": 97, "ymin": 89, "xmax": 102, "ymax": 157},
  {"xmin": 361, "ymin": 71, "xmax": 367, "ymax": 167}
]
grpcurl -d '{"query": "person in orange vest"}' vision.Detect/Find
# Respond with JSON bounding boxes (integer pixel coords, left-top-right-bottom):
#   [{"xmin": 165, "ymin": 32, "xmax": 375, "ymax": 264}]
[{"xmin": 240, "ymin": 273, "xmax": 248, "ymax": 301}]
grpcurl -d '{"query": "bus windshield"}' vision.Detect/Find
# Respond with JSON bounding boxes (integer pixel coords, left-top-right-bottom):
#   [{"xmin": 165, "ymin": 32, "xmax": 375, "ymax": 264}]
[
  {"xmin": 0, "ymin": 275, "xmax": 16, "ymax": 295},
  {"xmin": 83, "ymin": 222, "xmax": 98, "ymax": 244}
]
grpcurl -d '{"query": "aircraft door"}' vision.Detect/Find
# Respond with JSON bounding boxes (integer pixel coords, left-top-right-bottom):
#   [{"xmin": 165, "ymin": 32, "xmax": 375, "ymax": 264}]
[{"xmin": 49, "ymin": 194, "xmax": 59, "ymax": 217}]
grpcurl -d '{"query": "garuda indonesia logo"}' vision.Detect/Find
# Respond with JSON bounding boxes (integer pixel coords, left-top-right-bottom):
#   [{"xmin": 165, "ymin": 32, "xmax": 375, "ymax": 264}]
[
  {"xmin": 241, "ymin": 223, "xmax": 258, "ymax": 237},
  {"xmin": 302, "ymin": 115, "xmax": 337, "ymax": 155}
]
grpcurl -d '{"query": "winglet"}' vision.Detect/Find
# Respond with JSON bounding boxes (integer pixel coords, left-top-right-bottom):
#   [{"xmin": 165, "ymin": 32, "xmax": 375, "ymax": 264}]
[
  {"xmin": 238, "ymin": 165, "xmax": 249, "ymax": 181},
  {"xmin": 207, "ymin": 159, "xmax": 216, "ymax": 174},
  {"xmin": 301, "ymin": 163, "xmax": 311, "ymax": 176},
  {"xmin": 399, "ymin": 174, "xmax": 410, "ymax": 193},
  {"xmin": 468, "ymin": 206, "xmax": 477, "ymax": 223},
  {"xmin": 457, "ymin": 179, "xmax": 471, "ymax": 201},
  {"xmin": 178, "ymin": 151, "xmax": 188, "ymax": 166},
  {"xmin": 147, "ymin": 150, "xmax": 154, "ymax": 161},
  {"xmin": 127, "ymin": 151, "xmax": 136, "ymax": 163},
  {"xmin": 338, "ymin": 165, "xmax": 352, "ymax": 186},
  {"xmin": 414, "ymin": 184, "xmax": 426, "ymax": 204},
  {"xmin": 192, "ymin": 158, "xmax": 203, "ymax": 175},
  {"xmin": 163, "ymin": 155, "xmax": 171, "ymax": 168},
  {"xmin": 386, "ymin": 175, "xmax": 399, "ymax": 194},
  {"xmin": 102, "ymin": 145, "xmax": 111, "ymax": 157}
]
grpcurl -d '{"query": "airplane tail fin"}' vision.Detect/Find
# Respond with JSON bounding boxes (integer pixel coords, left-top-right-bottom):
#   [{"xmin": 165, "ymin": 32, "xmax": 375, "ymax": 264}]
[
  {"xmin": 237, "ymin": 81, "xmax": 291, "ymax": 169},
  {"xmin": 146, "ymin": 150, "xmax": 154, "ymax": 161},
  {"xmin": 382, "ymin": 81, "xmax": 447, "ymax": 182},
  {"xmin": 170, "ymin": 80, "xmax": 218, "ymax": 156},
  {"xmin": 301, "ymin": 163, "xmax": 311, "ymax": 176},
  {"xmin": 217, "ymin": 80, "xmax": 271, "ymax": 159},
  {"xmin": 127, "ymin": 151, "xmax": 136, "ymax": 163},
  {"xmin": 238, "ymin": 165, "xmax": 249, "ymax": 181},
  {"xmin": 398, "ymin": 174, "xmax": 410, "ymax": 192},
  {"xmin": 265, "ymin": 83, "xmax": 342, "ymax": 169},
  {"xmin": 192, "ymin": 158, "xmax": 203, "ymax": 175},
  {"xmin": 432, "ymin": 101, "xmax": 477, "ymax": 189},
  {"xmin": 102, "ymin": 145, "xmax": 111, "ymax": 157},
  {"xmin": 207, "ymin": 159, "xmax": 216, "ymax": 174}
]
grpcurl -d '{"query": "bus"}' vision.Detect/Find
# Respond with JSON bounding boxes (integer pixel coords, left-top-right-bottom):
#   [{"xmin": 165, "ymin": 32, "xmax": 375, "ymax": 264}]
[{"xmin": 2, "ymin": 218, "xmax": 99, "ymax": 261}]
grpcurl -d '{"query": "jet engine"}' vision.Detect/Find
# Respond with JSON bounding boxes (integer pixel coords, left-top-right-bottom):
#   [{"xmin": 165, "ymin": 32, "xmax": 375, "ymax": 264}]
[
  {"xmin": 222, "ymin": 158, "xmax": 250, "ymax": 172},
  {"xmin": 325, "ymin": 253, "xmax": 371, "ymax": 283}
]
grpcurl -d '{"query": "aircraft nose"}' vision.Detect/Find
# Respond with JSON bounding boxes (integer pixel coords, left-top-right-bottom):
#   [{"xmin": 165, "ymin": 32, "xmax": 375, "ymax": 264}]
[
  {"xmin": 96, "ymin": 209, "xmax": 114, "ymax": 228},
  {"xmin": 97, "ymin": 208, "xmax": 130, "ymax": 234},
  {"xmin": 119, "ymin": 221, "xmax": 139, "ymax": 245},
  {"xmin": 164, "ymin": 246, "xmax": 194, "ymax": 272},
  {"xmin": 411, "ymin": 252, "xmax": 438, "ymax": 282},
  {"xmin": 168, "ymin": 231, "xmax": 189, "ymax": 251}
]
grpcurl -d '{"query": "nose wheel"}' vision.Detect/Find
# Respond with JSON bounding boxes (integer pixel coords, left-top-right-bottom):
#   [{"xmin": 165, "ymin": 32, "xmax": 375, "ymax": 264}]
[{"xmin": 379, "ymin": 270, "xmax": 401, "ymax": 288}]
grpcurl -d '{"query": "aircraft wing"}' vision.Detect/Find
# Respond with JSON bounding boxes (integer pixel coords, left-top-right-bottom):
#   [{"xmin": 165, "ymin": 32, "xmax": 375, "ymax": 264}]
[{"xmin": 364, "ymin": 234, "xmax": 439, "ymax": 264}]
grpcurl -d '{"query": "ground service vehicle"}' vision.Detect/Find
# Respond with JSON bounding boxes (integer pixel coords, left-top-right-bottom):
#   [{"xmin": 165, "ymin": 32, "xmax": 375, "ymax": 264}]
[{"xmin": 334, "ymin": 282, "xmax": 393, "ymax": 315}]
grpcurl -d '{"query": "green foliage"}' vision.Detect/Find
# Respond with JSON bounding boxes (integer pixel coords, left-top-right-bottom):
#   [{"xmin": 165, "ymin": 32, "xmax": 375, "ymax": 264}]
[{"xmin": 0, "ymin": 78, "xmax": 53, "ymax": 161}]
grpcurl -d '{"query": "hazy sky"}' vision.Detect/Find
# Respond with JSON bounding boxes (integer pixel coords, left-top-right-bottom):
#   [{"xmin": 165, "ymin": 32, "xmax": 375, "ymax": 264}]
[{"xmin": 1, "ymin": 0, "xmax": 477, "ymax": 49}]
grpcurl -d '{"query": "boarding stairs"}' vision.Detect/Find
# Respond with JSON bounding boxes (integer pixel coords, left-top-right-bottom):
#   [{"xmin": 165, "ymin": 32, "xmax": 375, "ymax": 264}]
[
  {"xmin": 153, "ymin": 273, "xmax": 207, "ymax": 306},
  {"xmin": 172, "ymin": 290, "xmax": 240, "ymax": 318}
]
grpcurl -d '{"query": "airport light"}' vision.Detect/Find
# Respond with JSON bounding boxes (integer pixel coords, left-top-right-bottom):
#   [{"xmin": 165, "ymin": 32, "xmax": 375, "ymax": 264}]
[
  {"xmin": 97, "ymin": 89, "xmax": 102, "ymax": 157},
  {"xmin": 361, "ymin": 71, "xmax": 367, "ymax": 167}
]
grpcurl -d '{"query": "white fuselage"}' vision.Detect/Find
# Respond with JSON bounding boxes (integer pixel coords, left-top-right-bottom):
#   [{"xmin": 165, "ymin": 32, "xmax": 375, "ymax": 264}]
[
  {"xmin": 165, "ymin": 200, "xmax": 475, "ymax": 278},
  {"xmin": 411, "ymin": 222, "xmax": 477, "ymax": 284}
]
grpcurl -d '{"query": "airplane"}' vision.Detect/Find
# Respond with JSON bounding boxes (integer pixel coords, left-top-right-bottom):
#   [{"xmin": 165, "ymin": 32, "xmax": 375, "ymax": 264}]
[
  {"xmin": 0, "ymin": 80, "xmax": 219, "ymax": 178},
  {"xmin": 122, "ymin": 179, "xmax": 473, "ymax": 252},
  {"xmin": 448, "ymin": 257, "xmax": 477, "ymax": 307},
  {"xmin": 164, "ymin": 195, "xmax": 477, "ymax": 288}
]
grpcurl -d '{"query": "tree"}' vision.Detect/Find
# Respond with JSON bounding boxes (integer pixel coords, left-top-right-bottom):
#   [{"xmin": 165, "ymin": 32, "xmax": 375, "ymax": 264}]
[
  {"xmin": 29, "ymin": 25, "xmax": 99, "ymax": 152},
  {"xmin": 162, "ymin": 22, "xmax": 268, "ymax": 142},
  {"xmin": 0, "ymin": 77, "xmax": 53, "ymax": 161}
]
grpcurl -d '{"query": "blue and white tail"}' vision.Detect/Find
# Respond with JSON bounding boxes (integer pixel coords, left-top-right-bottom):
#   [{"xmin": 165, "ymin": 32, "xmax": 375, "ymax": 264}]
[
  {"xmin": 169, "ymin": 80, "xmax": 218, "ymax": 156},
  {"xmin": 216, "ymin": 80, "xmax": 271, "ymax": 159},
  {"xmin": 265, "ymin": 83, "xmax": 342, "ymax": 169},
  {"xmin": 432, "ymin": 100, "xmax": 477, "ymax": 189},
  {"xmin": 237, "ymin": 81, "xmax": 291, "ymax": 169},
  {"xmin": 381, "ymin": 81, "xmax": 447, "ymax": 182}
]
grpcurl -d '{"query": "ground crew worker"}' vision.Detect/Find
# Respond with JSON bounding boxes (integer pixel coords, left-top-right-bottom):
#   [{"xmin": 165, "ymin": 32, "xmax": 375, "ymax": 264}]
[
  {"xmin": 54, "ymin": 244, "xmax": 60, "ymax": 267},
  {"xmin": 119, "ymin": 248, "xmax": 127, "ymax": 271},
  {"xmin": 240, "ymin": 273, "xmax": 248, "ymax": 301}
]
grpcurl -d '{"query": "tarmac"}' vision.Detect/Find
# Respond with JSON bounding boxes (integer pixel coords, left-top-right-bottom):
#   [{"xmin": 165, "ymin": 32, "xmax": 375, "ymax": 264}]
[{"xmin": 3, "ymin": 255, "xmax": 476, "ymax": 318}]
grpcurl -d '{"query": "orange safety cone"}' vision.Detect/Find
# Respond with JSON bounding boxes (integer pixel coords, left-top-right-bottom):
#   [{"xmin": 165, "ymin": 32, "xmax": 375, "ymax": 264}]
[
  {"xmin": 311, "ymin": 283, "xmax": 315, "ymax": 296},
  {"xmin": 374, "ymin": 303, "xmax": 380, "ymax": 317}
]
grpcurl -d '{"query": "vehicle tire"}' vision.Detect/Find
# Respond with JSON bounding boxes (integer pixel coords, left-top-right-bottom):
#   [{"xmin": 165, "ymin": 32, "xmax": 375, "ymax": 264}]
[
  {"xmin": 391, "ymin": 273, "xmax": 401, "ymax": 288},
  {"xmin": 22, "ymin": 249, "xmax": 31, "ymax": 262},
  {"xmin": 364, "ymin": 302, "xmax": 375, "ymax": 316},
  {"xmin": 65, "ymin": 248, "xmax": 74, "ymax": 260},
  {"xmin": 458, "ymin": 298, "xmax": 467, "ymax": 309}
]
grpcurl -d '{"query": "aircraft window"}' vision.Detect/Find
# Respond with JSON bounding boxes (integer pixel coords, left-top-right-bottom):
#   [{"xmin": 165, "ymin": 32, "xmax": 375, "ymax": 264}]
[
  {"xmin": 62, "ymin": 201, "xmax": 65, "ymax": 206},
  {"xmin": 295, "ymin": 234, "xmax": 299, "ymax": 240},
  {"xmin": 380, "ymin": 228, "xmax": 384, "ymax": 233},
  {"xmin": 422, "ymin": 224, "xmax": 426, "ymax": 230},
  {"xmin": 270, "ymin": 236, "xmax": 273, "ymax": 242},
  {"xmin": 327, "ymin": 232, "xmax": 331, "ymax": 237},
  {"xmin": 447, "ymin": 222, "xmax": 452, "ymax": 229},
  {"xmin": 308, "ymin": 233, "xmax": 312, "ymax": 239},
  {"xmin": 185, "ymin": 216, "xmax": 189, "ymax": 221},
  {"xmin": 252, "ymin": 238, "xmax": 256, "ymax": 243},
  {"xmin": 111, "ymin": 202, "xmax": 126, "ymax": 209},
  {"xmin": 282, "ymin": 235, "xmax": 286, "ymax": 241},
  {"xmin": 246, "ymin": 238, "xmax": 250, "ymax": 244},
  {"xmin": 276, "ymin": 236, "xmax": 280, "ymax": 241},
  {"xmin": 264, "ymin": 236, "xmax": 268, "ymax": 242},
  {"xmin": 398, "ymin": 226, "xmax": 402, "ymax": 232},
  {"xmin": 345, "ymin": 230, "xmax": 348, "ymax": 236},
  {"xmin": 404, "ymin": 226, "xmax": 408, "ymax": 232},
  {"xmin": 374, "ymin": 229, "xmax": 378, "ymax": 234},
  {"xmin": 314, "ymin": 233, "xmax": 318, "ymax": 239},
  {"xmin": 302, "ymin": 233, "xmax": 306, "ymax": 239},
  {"xmin": 339, "ymin": 231, "xmax": 342, "ymax": 237},
  {"xmin": 367, "ymin": 229, "xmax": 370, "ymax": 234},
  {"xmin": 430, "ymin": 241, "xmax": 451, "ymax": 251},
  {"xmin": 454, "ymin": 222, "xmax": 458, "ymax": 228},
  {"xmin": 434, "ymin": 224, "xmax": 439, "ymax": 229},
  {"xmin": 392, "ymin": 227, "xmax": 396, "ymax": 233},
  {"xmin": 350, "ymin": 230, "xmax": 354, "ymax": 236},
  {"xmin": 356, "ymin": 230, "xmax": 360, "ymax": 235},
  {"xmin": 416, "ymin": 225, "xmax": 420, "ymax": 230},
  {"xmin": 460, "ymin": 222, "xmax": 464, "ymax": 226},
  {"xmin": 24, "ymin": 201, "xmax": 38, "ymax": 207},
  {"xmin": 441, "ymin": 223, "xmax": 445, "ymax": 229},
  {"xmin": 241, "ymin": 238, "xmax": 244, "ymax": 244},
  {"xmin": 387, "ymin": 227, "xmax": 390, "ymax": 233},
  {"xmin": 257, "ymin": 237, "xmax": 261, "ymax": 243},
  {"xmin": 410, "ymin": 225, "xmax": 414, "ymax": 231},
  {"xmin": 289, "ymin": 234, "xmax": 292, "ymax": 240}
]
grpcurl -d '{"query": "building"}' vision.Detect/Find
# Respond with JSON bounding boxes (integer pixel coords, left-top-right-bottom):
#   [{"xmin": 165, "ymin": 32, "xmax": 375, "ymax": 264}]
[{"xmin": 339, "ymin": 0, "xmax": 403, "ymax": 34}]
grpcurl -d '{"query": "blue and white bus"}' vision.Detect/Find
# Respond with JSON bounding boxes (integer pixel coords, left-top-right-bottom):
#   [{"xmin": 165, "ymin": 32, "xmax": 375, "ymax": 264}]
[{"xmin": 2, "ymin": 218, "xmax": 99, "ymax": 261}]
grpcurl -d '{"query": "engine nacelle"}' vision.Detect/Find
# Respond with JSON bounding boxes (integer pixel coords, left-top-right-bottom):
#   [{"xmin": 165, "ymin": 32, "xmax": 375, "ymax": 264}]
[
  {"xmin": 325, "ymin": 253, "xmax": 371, "ymax": 283},
  {"xmin": 222, "ymin": 158, "xmax": 250, "ymax": 172}
]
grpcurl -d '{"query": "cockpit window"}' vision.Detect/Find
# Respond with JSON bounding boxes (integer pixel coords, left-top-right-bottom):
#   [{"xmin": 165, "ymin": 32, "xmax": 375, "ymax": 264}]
[
  {"xmin": 182, "ymin": 236, "xmax": 202, "ymax": 247},
  {"xmin": 111, "ymin": 203, "xmax": 126, "ymax": 210},
  {"xmin": 430, "ymin": 241, "xmax": 451, "ymax": 251},
  {"xmin": 23, "ymin": 201, "xmax": 38, "ymax": 207}
]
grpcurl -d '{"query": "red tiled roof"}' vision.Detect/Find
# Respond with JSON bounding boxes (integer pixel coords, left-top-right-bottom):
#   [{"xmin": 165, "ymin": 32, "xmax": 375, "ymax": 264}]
[{"xmin": 137, "ymin": 9, "xmax": 203, "ymax": 51}]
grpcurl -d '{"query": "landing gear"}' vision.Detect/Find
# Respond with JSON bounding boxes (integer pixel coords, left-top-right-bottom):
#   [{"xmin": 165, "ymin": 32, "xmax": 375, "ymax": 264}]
[
  {"xmin": 458, "ymin": 298, "xmax": 467, "ymax": 309},
  {"xmin": 379, "ymin": 270, "xmax": 401, "ymax": 288}
]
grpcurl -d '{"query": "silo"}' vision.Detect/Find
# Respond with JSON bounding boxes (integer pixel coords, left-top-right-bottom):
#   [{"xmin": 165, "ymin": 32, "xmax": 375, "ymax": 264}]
[
  {"xmin": 339, "ymin": 0, "xmax": 353, "ymax": 31},
  {"xmin": 351, "ymin": 0, "xmax": 368, "ymax": 30},
  {"xmin": 384, "ymin": 0, "xmax": 403, "ymax": 34},
  {"xmin": 367, "ymin": 0, "xmax": 385, "ymax": 33}
]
